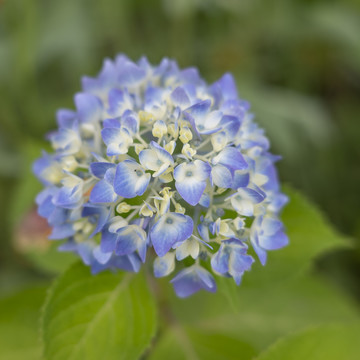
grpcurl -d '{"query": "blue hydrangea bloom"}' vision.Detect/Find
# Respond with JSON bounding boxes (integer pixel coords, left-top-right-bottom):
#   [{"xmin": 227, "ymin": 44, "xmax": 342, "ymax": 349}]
[{"xmin": 34, "ymin": 54, "xmax": 288, "ymax": 297}]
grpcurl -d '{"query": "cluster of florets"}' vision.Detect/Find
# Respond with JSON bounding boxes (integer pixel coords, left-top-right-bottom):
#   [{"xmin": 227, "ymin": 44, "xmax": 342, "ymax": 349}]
[{"xmin": 34, "ymin": 55, "xmax": 288, "ymax": 297}]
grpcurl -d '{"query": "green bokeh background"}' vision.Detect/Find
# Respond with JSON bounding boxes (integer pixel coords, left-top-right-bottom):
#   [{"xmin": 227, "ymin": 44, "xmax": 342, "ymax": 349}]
[{"xmin": 0, "ymin": 0, "xmax": 359, "ymax": 303}]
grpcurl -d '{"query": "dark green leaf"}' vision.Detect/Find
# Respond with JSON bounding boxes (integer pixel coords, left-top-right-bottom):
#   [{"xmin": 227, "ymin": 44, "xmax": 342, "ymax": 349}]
[{"xmin": 0, "ymin": 286, "xmax": 47, "ymax": 360}]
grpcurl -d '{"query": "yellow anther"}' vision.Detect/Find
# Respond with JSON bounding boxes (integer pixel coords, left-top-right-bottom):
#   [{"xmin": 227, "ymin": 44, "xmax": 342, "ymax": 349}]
[
  {"xmin": 159, "ymin": 172, "xmax": 173, "ymax": 183},
  {"xmin": 116, "ymin": 202, "xmax": 132, "ymax": 214},
  {"xmin": 152, "ymin": 120, "xmax": 167, "ymax": 138},
  {"xmin": 135, "ymin": 144, "xmax": 145, "ymax": 155},
  {"xmin": 181, "ymin": 143, "xmax": 196, "ymax": 158},
  {"xmin": 159, "ymin": 187, "xmax": 172, "ymax": 196},
  {"xmin": 168, "ymin": 123, "xmax": 179, "ymax": 138},
  {"xmin": 164, "ymin": 140, "xmax": 176, "ymax": 154},
  {"xmin": 140, "ymin": 203, "xmax": 154, "ymax": 217},
  {"xmin": 179, "ymin": 126, "xmax": 193, "ymax": 143},
  {"xmin": 175, "ymin": 203, "xmax": 185, "ymax": 214},
  {"xmin": 216, "ymin": 187, "xmax": 227, "ymax": 195},
  {"xmin": 139, "ymin": 110, "xmax": 154, "ymax": 124},
  {"xmin": 61, "ymin": 156, "xmax": 78, "ymax": 172}
]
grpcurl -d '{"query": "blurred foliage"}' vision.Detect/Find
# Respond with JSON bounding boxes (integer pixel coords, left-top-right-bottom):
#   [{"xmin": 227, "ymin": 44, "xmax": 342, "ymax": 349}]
[
  {"xmin": 1, "ymin": 189, "xmax": 358, "ymax": 359},
  {"xmin": 0, "ymin": 0, "xmax": 359, "ymax": 357}
]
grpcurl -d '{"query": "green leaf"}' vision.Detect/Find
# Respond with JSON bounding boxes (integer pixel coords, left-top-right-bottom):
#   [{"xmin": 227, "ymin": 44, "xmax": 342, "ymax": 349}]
[
  {"xmin": 42, "ymin": 262, "xmax": 157, "ymax": 360},
  {"xmin": 169, "ymin": 273, "xmax": 360, "ymax": 351},
  {"xmin": 243, "ymin": 185, "xmax": 350, "ymax": 285},
  {"xmin": 164, "ymin": 188, "xmax": 358, "ymax": 351},
  {"xmin": 149, "ymin": 327, "xmax": 256, "ymax": 360},
  {"xmin": 255, "ymin": 323, "xmax": 360, "ymax": 360},
  {"xmin": 0, "ymin": 286, "xmax": 47, "ymax": 360}
]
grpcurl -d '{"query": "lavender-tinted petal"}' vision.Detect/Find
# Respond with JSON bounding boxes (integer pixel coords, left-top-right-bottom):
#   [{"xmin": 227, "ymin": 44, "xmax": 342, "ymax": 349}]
[
  {"xmin": 114, "ymin": 160, "xmax": 150, "ymax": 198},
  {"xmin": 90, "ymin": 179, "xmax": 117, "ymax": 203},
  {"xmin": 211, "ymin": 164, "xmax": 232, "ymax": 188},
  {"xmin": 150, "ymin": 213, "xmax": 193, "ymax": 257},
  {"xmin": 93, "ymin": 246, "xmax": 112, "ymax": 264},
  {"xmin": 175, "ymin": 178, "xmax": 206, "ymax": 206},
  {"xmin": 211, "ymin": 246, "xmax": 230, "ymax": 274},
  {"xmin": 171, "ymin": 87, "xmax": 191, "ymax": 108},
  {"xmin": 259, "ymin": 230, "xmax": 289, "ymax": 250},
  {"xmin": 154, "ymin": 252, "xmax": 175, "ymax": 278},
  {"xmin": 49, "ymin": 223, "xmax": 75, "ymax": 240},
  {"xmin": 90, "ymin": 162, "xmax": 116, "ymax": 179},
  {"xmin": 74, "ymin": 93, "xmax": 102, "ymax": 123},
  {"xmin": 171, "ymin": 266, "xmax": 217, "ymax": 298}
]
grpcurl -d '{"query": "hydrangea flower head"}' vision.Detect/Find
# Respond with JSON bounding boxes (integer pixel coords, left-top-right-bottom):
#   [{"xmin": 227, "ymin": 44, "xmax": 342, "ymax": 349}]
[{"xmin": 34, "ymin": 55, "xmax": 288, "ymax": 297}]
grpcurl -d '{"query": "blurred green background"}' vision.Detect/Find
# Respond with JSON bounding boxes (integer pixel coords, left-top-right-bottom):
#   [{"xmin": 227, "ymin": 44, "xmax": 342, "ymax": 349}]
[{"xmin": 0, "ymin": 0, "xmax": 359, "ymax": 299}]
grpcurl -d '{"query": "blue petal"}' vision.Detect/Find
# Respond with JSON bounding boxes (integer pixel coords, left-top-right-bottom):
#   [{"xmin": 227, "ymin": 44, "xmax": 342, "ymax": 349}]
[
  {"xmin": 115, "ymin": 225, "xmax": 146, "ymax": 256},
  {"xmin": 49, "ymin": 223, "xmax": 75, "ymax": 240},
  {"xmin": 185, "ymin": 99, "xmax": 211, "ymax": 119},
  {"xmin": 118, "ymin": 62, "xmax": 146, "ymax": 85},
  {"xmin": 150, "ymin": 213, "xmax": 193, "ymax": 257},
  {"xmin": 77, "ymin": 242, "xmax": 94, "ymax": 265},
  {"xmin": 53, "ymin": 184, "xmax": 82, "ymax": 209},
  {"xmin": 121, "ymin": 110, "xmax": 139, "ymax": 134},
  {"xmin": 238, "ymin": 187, "xmax": 265, "ymax": 204},
  {"xmin": 90, "ymin": 179, "xmax": 117, "ymax": 203},
  {"xmin": 175, "ymin": 178, "xmax": 206, "ymax": 206},
  {"xmin": 90, "ymin": 162, "xmax": 116, "ymax": 179},
  {"xmin": 251, "ymin": 233, "xmax": 268, "ymax": 266},
  {"xmin": 93, "ymin": 246, "xmax": 112, "ymax": 264},
  {"xmin": 232, "ymin": 171, "xmax": 250, "ymax": 189},
  {"xmin": 56, "ymin": 109, "xmax": 76, "ymax": 128},
  {"xmin": 170, "ymin": 87, "xmax": 190, "ymax": 108},
  {"xmin": 229, "ymin": 251, "xmax": 254, "ymax": 274},
  {"xmin": 220, "ymin": 115, "xmax": 241, "ymax": 139},
  {"xmin": 111, "ymin": 253, "xmax": 142, "ymax": 273},
  {"xmin": 218, "ymin": 73, "xmax": 238, "ymax": 100},
  {"xmin": 199, "ymin": 192, "xmax": 210, "ymax": 207},
  {"xmin": 154, "ymin": 253, "xmax": 175, "ymax": 278},
  {"xmin": 100, "ymin": 228, "xmax": 118, "ymax": 252},
  {"xmin": 103, "ymin": 118, "xmax": 121, "ymax": 128},
  {"xmin": 259, "ymin": 230, "xmax": 289, "ymax": 250},
  {"xmin": 114, "ymin": 160, "xmax": 151, "ymax": 198},
  {"xmin": 197, "ymin": 222, "xmax": 210, "ymax": 241},
  {"xmin": 108, "ymin": 89, "xmax": 129, "ymax": 117},
  {"xmin": 74, "ymin": 93, "xmax": 103, "ymax": 123},
  {"xmin": 171, "ymin": 266, "xmax": 217, "ymax": 298},
  {"xmin": 213, "ymin": 147, "xmax": 248, "ymax": 171},
  {"xmin": 211, "ymin": 245, "xmax": 230, "ymax": 274},
  {"xmin": 82, "ymin": 204, "xmax": 110, "ymax": 236},
  {"xmin": 211, "ymin": 164, "xmax": 232, "ymax": 188},
  {"xmin": 101, "ymin": 127, "xmax": 122, "ymax": 145}
]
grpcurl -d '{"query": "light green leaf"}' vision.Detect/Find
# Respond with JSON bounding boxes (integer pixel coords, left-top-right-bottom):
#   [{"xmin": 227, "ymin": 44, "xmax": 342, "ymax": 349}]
[
  {"xmin": 149, "ymin": 327, "xmax": 256, "ymax": 360},
  {"xmin": 42, "ymin": 262, "xmax": 157, "ymax": 360},
  {"xmin": 0, "ymin": 286, "xmax": 47, "ymax": 360},
  {"xmin": 255, "ymin": 323, "xmax": 360, "ymax": 360}
]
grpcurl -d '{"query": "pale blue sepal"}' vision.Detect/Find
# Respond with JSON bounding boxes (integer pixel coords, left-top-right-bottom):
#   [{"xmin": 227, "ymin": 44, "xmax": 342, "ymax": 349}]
[
  {"xmin": 154, "ymin": 252, "xmax": 175, "ymax": 278},
  {"xmin": 114, "ymin": 160, "xmax": 150, "ymax": 198},
  {"xmin": 74, "ymin": 93, "xmax": 103, "ymax": 123},
  {"xmin": 171, "ymin": 265, "xmax": 217, "ymax": 298},
  {"xmin": 150, "ymin": 212, "xmax": 193, "ymax": 257},
  {"xmin": 93, "ymin": 245, "xmax": 112, "ymax": 265}
]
